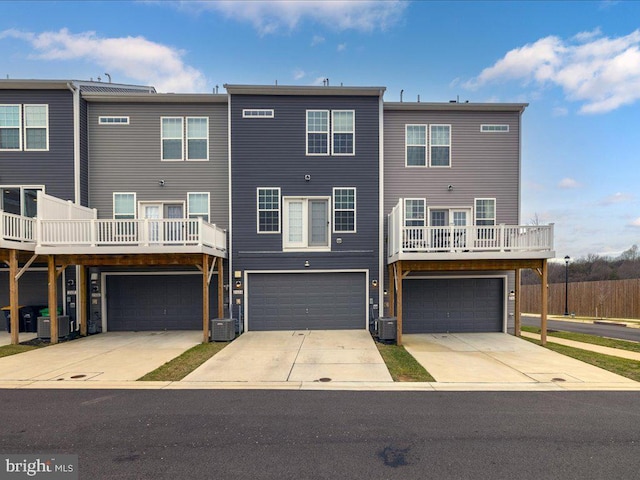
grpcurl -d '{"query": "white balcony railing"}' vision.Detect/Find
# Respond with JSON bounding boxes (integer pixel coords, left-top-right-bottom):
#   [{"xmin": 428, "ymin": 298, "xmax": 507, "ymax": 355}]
[
  {"xmin": 1, "ymin": 210, "xmax": 36, "ymax": 243},
  {"xmin": 388, "ymin": 200, "xmax": 554, "ymax": 259},
  {"xmin": 36, "ymin": 217, "xmax": 227, "ymax": 253}
]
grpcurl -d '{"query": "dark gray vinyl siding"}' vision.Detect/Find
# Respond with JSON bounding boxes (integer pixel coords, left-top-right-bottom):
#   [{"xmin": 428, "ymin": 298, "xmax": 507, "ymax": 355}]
[
  {"xmin": 230, "ymin": 94, "xmax": 380, "ymax": 282},
  {"xmin": 383, "ymin": 109, "xmax": 521, "ymax": 226},
  {"xmin": 80, "ymin": 98, "xmax": 89, "ymax": 205},
  {"xmin": 0, "ymin": 90, "xmax": 75, "ymax": 201},
  {"xmin": 0, "ymin": 270, "xmax": 63, "ymax": 307},
  {"xmin": 87, "ymin": 102, "xmax": 228, "ymax": 227}
]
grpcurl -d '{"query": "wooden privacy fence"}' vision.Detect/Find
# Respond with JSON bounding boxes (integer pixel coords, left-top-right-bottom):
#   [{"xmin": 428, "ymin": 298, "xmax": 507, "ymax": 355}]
[{"xmin": 521, "ymin": 278, "xmax": 640, "ymax": 319}]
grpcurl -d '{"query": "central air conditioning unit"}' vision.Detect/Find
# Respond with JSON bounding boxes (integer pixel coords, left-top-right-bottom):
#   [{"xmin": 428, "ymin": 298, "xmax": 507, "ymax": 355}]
[
  {"xmin": 37, "ymin": 316, "xmax": 71, "ymax": 340},
  {"xmin": 377, "ymin": 317, "xmax": 397, "ymax": 342},
  {"xmin": 210, "ymin": 318, "xmax": 236, "ymax": 342}
]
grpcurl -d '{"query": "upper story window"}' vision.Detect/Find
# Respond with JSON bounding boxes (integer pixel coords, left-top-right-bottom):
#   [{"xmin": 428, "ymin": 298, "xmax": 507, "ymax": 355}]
[
  {"xmin": 481, "ymin": 124, "xmax": 509, "ymax": 132},
  {"xmin": 99, "ymin": 116, "xmax": 130, "ymax": 125},
  {"xmin": 333, "ymin": 187, "xmax": 356, "ymax": 233},
  {"xmin": 475, "ymin": 198, "xmax": 496, "ymax": 226},
  {"xmin": 306, "ymin": 110, "xmax": 329, "ymax": 155},
  {"xmin": 257, "ymin": 187, "xmax": 281, "ymax": 233},
  {"xmin": 404, "ymin": 199, "xmax": 426, "ymax": 227},
  {"xmin": 0, "ymin": 104, "xmax": 49, "ymax": 151},
  {"xmin": 332, "ymin": 110, "xmax": 354, "ymax": 155},
  {"xmin": 283, "ymin": 197, "xmax": 330, "ymax": 250},
  {"xmin": 430, "ymin": 125, "xmax": 450, "ymax": 167},
  {"xmin": 188, "ymin": 192, "xmax": 210, "ymax": 222},
  {"xmin": 405, "ymin": 125, "xmax": 427, "ymax": 166},
  {"xmin": 1, "ymin": 186, "xmax": 43, "ymax": 217},
  {"xmin": 113, "ymin": 193, "xmax": 136, "ymax": 219},
  {"xmin": 161, "ymin": 116, "xmax": 208, "ymax": 161},
  {"xmin": 243, "ymin": 109, "xmax": 274, "ymax": 118}
]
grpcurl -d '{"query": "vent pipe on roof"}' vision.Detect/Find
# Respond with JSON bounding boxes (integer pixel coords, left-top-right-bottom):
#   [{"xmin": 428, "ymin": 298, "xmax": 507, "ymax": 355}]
[
  {"xmin": 275, "ymin": 80, "xmax": 278, "ymax": 86},
  {"xmin": 417, "ymin": 94, "xmax": 420, "ymax": 103},
  {"xmin": 400, "ymin": 90, "xmax": 403, "ymax": 102},
  {"xmin": 104, "ymin": 73, "xmax": 111, "ymax": 83}
]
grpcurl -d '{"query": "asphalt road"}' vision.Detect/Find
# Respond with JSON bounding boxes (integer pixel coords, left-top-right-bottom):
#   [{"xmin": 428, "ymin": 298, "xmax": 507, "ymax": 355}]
[
  {"xmin": 521, "ymin": 315, "xmax": 640, "ymax": 342},
  {"xmin": 1, "ymin": 390, "xmax": 639, "ymax": 479}
]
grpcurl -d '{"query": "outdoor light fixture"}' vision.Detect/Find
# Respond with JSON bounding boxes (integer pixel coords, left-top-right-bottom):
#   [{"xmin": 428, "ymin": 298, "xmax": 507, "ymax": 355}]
[
  {"xmin": 372, "ymin": 279, "xmax": 378, "ymax": 288},
  {"xmin": 564, "ymin": 255, "xmax": 570, "ymax": 316},
  {"xmin": 304, "ymin": 260, "xmax": 310, "ymax": 267},
  {"xmin": 304, "ymin": 174, "xmax": 311, "ymax": 182},
  {"xmin": 447, "ymin": 184, "xmax": 453, "ymax": 191},
  {"xmin": 158, "ymin": 180, "xmax": 165, "ymax": 186}
]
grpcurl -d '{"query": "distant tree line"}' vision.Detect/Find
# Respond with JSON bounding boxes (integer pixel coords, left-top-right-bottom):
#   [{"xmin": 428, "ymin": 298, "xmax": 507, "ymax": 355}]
[{"xmin": 521, "ymin": 245, "xmax": 640, "ymax": 285}]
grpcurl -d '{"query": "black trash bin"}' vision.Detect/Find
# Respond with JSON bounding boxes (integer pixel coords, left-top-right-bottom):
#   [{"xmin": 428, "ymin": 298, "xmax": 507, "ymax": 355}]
[
  {"xmin": 20, "ymin": 306, "xmax": 45, "ymax": 333},
  {"xmin": 2, "ymin": 306, "xmax": 26, "ymax": 333}
]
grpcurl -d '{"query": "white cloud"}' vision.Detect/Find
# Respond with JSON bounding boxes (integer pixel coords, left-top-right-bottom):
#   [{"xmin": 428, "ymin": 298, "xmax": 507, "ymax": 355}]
[
  {"xmin": 337, "ymin": 43, "xmax": 346, "ymax": 52},
  {"xmin": 558, "ymin": 178, "xmax": 581, "ymax": 189},
  {"xmin": 629, "ymin": 218, "xmax": 640, "ymax": 227},
  {"xmin": 178, "ymin": 0, "xmax": 407, "ymax": 35},
  {"xmin": 601, "ymin": 192, "xmax": 634, "ymax": 205},
  {"xmin": 464, "ymin": 29, "xmax": 640, "ymax": 113},
  {"xmin": 552, "ymin": 106, "xmax": 568, "ymax": 116},
  {"xmin": 0, "ymin": 28, "xmax": 205, "ymax": 92},
  {"xmin": 311, "ymin": 35, "xmax": 325, "ymax": 46},
  {"xmin": 293, "ymin": 69, "xmax": 305, "ymax": 80}
]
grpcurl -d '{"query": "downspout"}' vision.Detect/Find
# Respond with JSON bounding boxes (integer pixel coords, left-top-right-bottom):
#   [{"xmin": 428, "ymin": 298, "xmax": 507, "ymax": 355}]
[
  {"xmin": 66, "ymin": 82, "xmax": 81, "ymax": 205},
  {"xmin": 378, "ymin": 89, "xmax": 385, "ymax": 319}
]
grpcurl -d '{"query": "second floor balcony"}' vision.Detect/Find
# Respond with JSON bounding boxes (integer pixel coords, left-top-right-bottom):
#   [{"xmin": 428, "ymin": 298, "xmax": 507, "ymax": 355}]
[
  {"xmin": 387, "ymin": 199, "xmax": 554, "ymax": 263},
  {"xmin": 1, "ymin": 210, "xmax": 36, "ymax": 250}
]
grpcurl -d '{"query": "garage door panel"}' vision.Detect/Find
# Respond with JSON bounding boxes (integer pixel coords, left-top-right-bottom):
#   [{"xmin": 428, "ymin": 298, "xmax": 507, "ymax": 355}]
[
  {"xmin": 248, "ymin": 272, "xmax": 366, "ymax": 331},
  {"xmin": 404, "ymin": 278, "xmax": 503, "ymax": 334}
]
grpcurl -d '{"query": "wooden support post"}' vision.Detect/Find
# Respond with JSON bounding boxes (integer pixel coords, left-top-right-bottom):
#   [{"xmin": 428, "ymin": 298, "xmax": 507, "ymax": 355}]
[
  {"xmin": 396, "ymin": 261, "xmax": 403, "ymax": 346},
  {"xmin": 78, "ymin": 265, "xmax": 87, "ymax": 336},
  {"xmin": 48, "ymin": 255, "xmax": 58, "ymax": 345},
  {"xmin": 514, "ymin": 269, "xmax": 521, "ymax": 337},
  {"xmin": 202, "ymin": 254, "xmax": 210, "ymax": 343},
  {"xmin": 217, "ymin": 257, "xmax": 224, "ymax": 319},
  {"xmin": 9, "ymin": 249, "xmax": 19, "ymax": 345},
  {"xmin": 541, "ymin": 260, "xmax": 548, "ymax": 346},
  {"xmin": 388, "ymin": 263, "xmax": 395, "ymax": 317}
]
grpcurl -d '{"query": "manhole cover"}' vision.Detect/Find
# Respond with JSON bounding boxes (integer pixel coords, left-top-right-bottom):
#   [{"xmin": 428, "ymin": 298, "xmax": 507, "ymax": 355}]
[
  {"xmin": 70, "ymin": 374, "xmax": 87, "ymax": 379},
  {"xmin": 552, "ymin": 377, "xmax": 566, "ymax": 382},
  {"xmin": 318, "ymin": 377, "xmax": 332, "ymax": 382}
]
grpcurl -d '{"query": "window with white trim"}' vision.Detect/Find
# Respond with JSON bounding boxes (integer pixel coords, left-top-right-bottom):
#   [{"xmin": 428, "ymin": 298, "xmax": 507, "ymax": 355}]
[
  {"xmin": 405, "ymin": 125, "xmax": 427, "ymax": 166},
  {"xmin": 306, "ymin": 110, "xmax": 329, "ymax": 155},
  {"xmin": 186, "ymin": 117, "xmax": 208, "ymax": 160},
  {"xmin": 333, "ymin": 187, "xmax": 356, "ymax": 233},
  {"xmin": 161, "ymin": 116, "xmax": 208, "ymax": 161},
  {"xmin": 0, "ymin": 105, "xmax": 21, "ymax": 150},
  {"xmin": 332, "ymin": 110, "xmax": 354, "ymax": 155},
  {"xmin": 481, "ymin": 124, "xmax": 509, "ymax": 132},
  {"xmin": 23, "ymin": 105, "xmax": 48, "ymax": 150},
  {"xmin": 188, "ymin": 192, "xmax": 210, "ymax": 222},
  {"xmin": 404, "ymin": 199, "xmax": 426, "ymax": 226},
  {"xmin": 283, "ymin": 197, "xmax": 330, "ymax": 249},
  {"xmin": 475, "ymin": 198, "xmax": 496, "ymax": 225},
  {"xmin": 113, "ymin": 193, "xmax": 136, "ymax": 219},
  {"xmin": 243, "ymin": 109, "xmax": 274, "ymax": 118},
  {"xmin": 257, "ymin": 188, "xmax": 281, "ymax": 233},
  {"xmin": 0, "ymin": 186, "xmax": 43, "ymax": 217},
  {"xmin": 99, "ymin": 116, "xmax": 130, "ymax": 125},
  {"xmin": 430, "ymin": 124, "xmax": 450, "ymax": 167},
  {"xmin": 161, "ymin": 117, "xmax": 183, "ymax": 160}
]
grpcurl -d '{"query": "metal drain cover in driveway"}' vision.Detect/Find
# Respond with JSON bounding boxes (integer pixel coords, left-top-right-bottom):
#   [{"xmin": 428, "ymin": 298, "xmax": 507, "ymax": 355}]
[{"xmin": 318, "ymin": 378, "xmax": 332, "ymax": 382}]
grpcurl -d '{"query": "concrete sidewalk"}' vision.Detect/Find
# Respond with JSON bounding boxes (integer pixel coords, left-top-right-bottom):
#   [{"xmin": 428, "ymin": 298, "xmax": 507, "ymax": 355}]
[
  {"xmin": 0, "ymin": 331, "xmax": 37, "ymax": 346},
  {"xmin": 521, "ymin": 331, "xmax": 640, "ymax": 361}
]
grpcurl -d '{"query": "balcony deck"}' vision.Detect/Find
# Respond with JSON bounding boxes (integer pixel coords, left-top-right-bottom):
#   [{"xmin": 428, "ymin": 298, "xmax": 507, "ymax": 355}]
[{"xmin": 1, "ymin": 211, "xmax": 36, "ymax": 251}]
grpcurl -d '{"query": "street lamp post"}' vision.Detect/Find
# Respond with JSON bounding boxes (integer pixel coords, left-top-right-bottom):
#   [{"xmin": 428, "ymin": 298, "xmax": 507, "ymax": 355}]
[{"xmin": 564, "ymin": 255, "xmax": 570, "ymax": 316}]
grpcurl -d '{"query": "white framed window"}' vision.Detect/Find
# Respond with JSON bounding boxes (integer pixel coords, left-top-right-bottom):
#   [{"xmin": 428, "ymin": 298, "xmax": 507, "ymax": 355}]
[
  {"xmin": 161, "ymin": 117, "xmax": 183, "ymax": 161},
  {"xmin": 405, "ymin": 125, "xmax": 427, "ymax": 167},
  {"xmin": 0, "ymin": 185, "xmax": 44, "ymax": 217},
  {"xmin": 404, "ymin": 198, "xmax": 426, "ymax": 226},
  {"xmin": 430, "ymin": 125, "xmax": 450, "ymax": 167},
  {"xmin": 332, "ymin": 110, "xmax": 354, "ymax": 155},
  {"xmin": 186, "ymin": 117, "xmax": 208, "ymax": 160},
  {"xmin": 113, "ymin": 193, "xmax": 136, "ymax": 219},
  {"xmin": 283, "ymin": 197, "xmax": 330, "ymax": 250},
  {"xmin": 99, "ymin": 116, "xmax": 130, "ymax": 125},
  {"xmin": 257, "ymin": 187, "xmax": 281, "ymax": 233},
  {"xmin": 481, "ymin": 124, "xmax": 509, "ymax": 132},
  {"xmin": 475, "ymin": 198, "xmax": 496, "ymax": 225},
  {"xmin": 306, "ymin": 110, "xmax": 329, "ymax": 155},
  {"xmin": 333, "ymin": 187, "xmax": 356, "ymax": 233},
  {"xmin": 243, "ymin": 109, "xmax": 274, "ymax": 118},
  {"xmin": 23, "ymin": 105, "xmax": 48, "ymax": 151},
  {"xmin": 0, "ymin": 105, "xmax": 22, "ymax": 150},
  {"xmin": 188, "ymin": 192, "xmax": 210, "ymax": 222}
]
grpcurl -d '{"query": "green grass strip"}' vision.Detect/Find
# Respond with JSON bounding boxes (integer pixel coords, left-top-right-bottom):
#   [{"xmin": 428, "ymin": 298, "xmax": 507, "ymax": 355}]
[
  {"xmin": 138, "ymin": 341, "xmax": 229, "ymax": 381},
  {"xmin": 523, "ymin": 336, "xmax": 640, "ymax": 382},
  {"xmin": 522, "ymin": 326, "xmax": 640, "ymax": 353},
  {"xmin": 375, "ymin": 342, "xmax": 435, "ymax": 382},
  {"xmin": 0, "ymin": 344, "xmax": 43, "ymax": 358}
]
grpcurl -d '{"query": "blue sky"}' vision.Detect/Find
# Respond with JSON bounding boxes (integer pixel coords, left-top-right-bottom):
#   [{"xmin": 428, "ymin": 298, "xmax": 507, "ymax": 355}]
[{"xmin": 2, "ymin": 0, "xmax": 639, "ymax": 260}]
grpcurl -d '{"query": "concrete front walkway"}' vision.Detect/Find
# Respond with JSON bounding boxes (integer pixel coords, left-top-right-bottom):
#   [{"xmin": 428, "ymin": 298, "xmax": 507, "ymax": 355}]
[
  {"xmin": 183, "ymin": 330, "xmax": 393, "ymax": 383},
  {"xmin": 0, "ymin": 331, "xmax": 201, "ymax": 382},
  {"xmin": 403, "ymin": 333, "xmax": 637, "ymax": 385},
  {"xmin": 0, "ymin": 331, "xmax": 37, "ymax": 346},
  {"xmin": 521, "ymin": 331, "xmax": 640, "ymax": 361}
]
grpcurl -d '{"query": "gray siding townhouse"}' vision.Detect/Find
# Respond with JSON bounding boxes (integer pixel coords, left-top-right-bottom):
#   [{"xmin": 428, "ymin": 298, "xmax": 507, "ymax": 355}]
[
  {"xmin": 226, "ymin": 85, "xmax": 385, "ymax": 332},
  {"xmin": 81, "ymin": 92, "xmax": 230, "ymax": 333},
  {"xmin": 383, "ymin": 102, "xmax": 554, "ymax": 343}
]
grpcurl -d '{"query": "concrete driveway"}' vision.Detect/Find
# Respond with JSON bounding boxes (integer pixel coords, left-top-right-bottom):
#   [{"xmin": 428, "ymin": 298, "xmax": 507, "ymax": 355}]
[
  {"xmin": 0, "ymin": 331, "xmax": 200, "ymax": 383},
  {"xmin": 183, "ymin": 330, "xmax": 392, "ymax": 383},
  {"xmin": 403, "ymin": 333, "xmax": 637, "ymax": 385}
]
